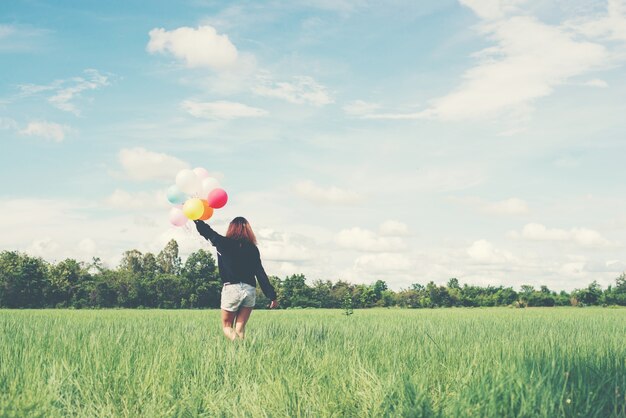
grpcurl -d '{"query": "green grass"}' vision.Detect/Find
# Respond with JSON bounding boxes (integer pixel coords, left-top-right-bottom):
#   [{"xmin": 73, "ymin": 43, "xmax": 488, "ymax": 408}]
[{"xmin": 1, "ymin": 308, "xmax": 625, "ymax": 417}]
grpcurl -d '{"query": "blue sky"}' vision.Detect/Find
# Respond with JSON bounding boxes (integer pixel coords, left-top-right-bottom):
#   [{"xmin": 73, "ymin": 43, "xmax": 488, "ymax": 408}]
[{"xmin": 1, "ymin": 0, "xmax": 625, "ymax": 290}]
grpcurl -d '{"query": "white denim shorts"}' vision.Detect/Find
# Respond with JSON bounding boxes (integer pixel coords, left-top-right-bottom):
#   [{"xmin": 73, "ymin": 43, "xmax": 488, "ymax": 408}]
[{"xmin": 221, "ymin": 283, "xmax": 256, "ymax": 312}]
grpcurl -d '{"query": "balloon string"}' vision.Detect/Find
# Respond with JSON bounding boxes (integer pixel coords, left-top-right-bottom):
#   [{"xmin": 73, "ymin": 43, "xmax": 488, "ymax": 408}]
[{"xmin": 183, "ymin": 221, "xmax": 210, "ymax": 247}]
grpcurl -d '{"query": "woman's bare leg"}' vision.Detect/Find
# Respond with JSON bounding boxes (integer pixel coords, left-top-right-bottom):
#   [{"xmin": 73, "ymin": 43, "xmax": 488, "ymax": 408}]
[
  {"xmin": 234, "ymin": 307, "xmax": 253, "ymax": 339},
  {"xmin": 221, "ymin": 309, "xmax": 237, "ymax": 341}
]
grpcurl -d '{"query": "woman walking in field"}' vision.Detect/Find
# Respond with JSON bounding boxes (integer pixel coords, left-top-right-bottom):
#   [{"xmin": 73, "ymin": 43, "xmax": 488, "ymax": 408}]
[{"xmin": 194, "ymin": 217, "xmax": 278, "ymax": 340}]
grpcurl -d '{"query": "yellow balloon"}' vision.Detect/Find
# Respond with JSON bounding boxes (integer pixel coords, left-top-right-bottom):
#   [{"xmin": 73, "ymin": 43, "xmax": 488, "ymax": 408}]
[{"xmin": 183, "ymin": 198, "xmax": 204, "ymax": 220}]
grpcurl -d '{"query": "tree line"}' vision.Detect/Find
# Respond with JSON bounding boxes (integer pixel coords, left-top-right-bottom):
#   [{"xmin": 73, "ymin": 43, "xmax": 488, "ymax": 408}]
[{"xmin": 1, "ymin": 239, "xmax": 625, "ymax": 309}]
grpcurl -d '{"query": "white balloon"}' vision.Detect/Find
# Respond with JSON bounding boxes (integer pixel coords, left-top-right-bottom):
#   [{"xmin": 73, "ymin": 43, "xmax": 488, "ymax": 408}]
[
  {"xmin": 193, "ymin": 167, "xmax": 211, "ymax": 180},
  {"xmin": 199, "ymin": 177, "xmax": 220, "ymax": 199},
  {"xmin": 176, "ymin": 169, "xmax": 201, "ymax": 196}
]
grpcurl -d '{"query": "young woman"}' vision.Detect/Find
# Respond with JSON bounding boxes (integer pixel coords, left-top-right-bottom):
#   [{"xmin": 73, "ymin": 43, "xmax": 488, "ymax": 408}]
[{"xmin": 194, "ymin": 217, "xmax": 278, "ymax": 340}]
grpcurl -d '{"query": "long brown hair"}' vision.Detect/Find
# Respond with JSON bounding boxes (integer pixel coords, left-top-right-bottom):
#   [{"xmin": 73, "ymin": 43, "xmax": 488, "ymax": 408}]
[{"xmin": 225, "ymin": 217, "xmax": 257, "ymax": 245}]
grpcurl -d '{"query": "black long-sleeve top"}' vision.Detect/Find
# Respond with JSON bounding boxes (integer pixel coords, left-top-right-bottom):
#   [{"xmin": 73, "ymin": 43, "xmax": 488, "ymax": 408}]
[{"xmin": 194, "ymin": 220, "xmax": 277, "ymax": 301}]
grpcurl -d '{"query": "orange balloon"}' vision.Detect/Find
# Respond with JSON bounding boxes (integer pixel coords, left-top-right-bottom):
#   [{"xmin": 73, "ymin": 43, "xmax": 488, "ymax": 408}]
[{"xmin": 198, "ymin": 200, "xmax": 214, "ymax": 221}]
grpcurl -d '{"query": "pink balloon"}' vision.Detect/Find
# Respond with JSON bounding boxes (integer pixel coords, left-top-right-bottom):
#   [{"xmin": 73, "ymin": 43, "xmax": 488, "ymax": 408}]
[
  {"xmin": 207, "ymin": 188, "xmax": 228, "ymax": 209},
  {"xmin": 169, "ymin": 207, "xmax": 187, "ymax": 227}
]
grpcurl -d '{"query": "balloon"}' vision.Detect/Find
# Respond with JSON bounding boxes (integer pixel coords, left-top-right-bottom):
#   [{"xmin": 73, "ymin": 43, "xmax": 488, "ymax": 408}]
[
  {"xmin": 166, "ymin": 185, "xmax": 187, "ymax": 205},
  {"xmin": 183, "ymin": 198, "xmax": 204, "ymax": 220},
  {"xmin": 198, "ymin": 200, "xmax": 214, "ymax": 221},
  {"xmin": 169, "ymin": 207, "xmax": 187, "ymax": 226},
  {"xmin": 198, "ymin": 177, "xmax": 220, "ymax": 198},
  {"xmin": 207, "ymin": 188, "xmax": 228, "ymax": 209},
  {"xmin": 193, "ymin": 167, "xmax": 211, "ymax": 180},
  {"xmin": 176, "ymin": 169, "xmax": 201, "ymax": 196}
]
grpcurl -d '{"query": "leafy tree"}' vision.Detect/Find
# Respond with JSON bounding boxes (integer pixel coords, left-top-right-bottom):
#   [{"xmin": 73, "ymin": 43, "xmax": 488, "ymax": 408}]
[
  {"xmin": 494, "ymin": 287, "xmax": 517, "ymax": 306},
  {"xmin": 0, "ymin": 252, "xmax": 49, "ymax": 308},
  {"xmin": 183, "ymin": 249, "xmax": 218, "ymax": 286},
  {"xmin": 396, "ymin": 288, "xmax": 421, "ymax": 308},
  {"xmin": 426, "ymin": 281, "xmax": 453, "ymax": 307},
  {"xmin": 526, "ymin": 287, "xmax": 556, "ymax": 307},
  {"xmin": 354, "ymin": 284, "xmax": 376, "ymax": 308},
  {"xmin": 280, "ymin": 274, "xmax": 315, "ymax": 308},
  {"xmin": 48, "ymin": 258, "xmax": 85, "ymax": 307},
  {"xmin": 372, "ymin": 280, "xmax": 388, "ymax": 301},
  {"xmin": 447, "ymin": 278, "xmax": 460, "ymax": 289},
  {"xmin": 378, "ymin": 289, "xmax": 396, "ymax": 307},
  {"xmin": 142, "ymin": 253, "xmax": 159, "ymax": 278},
  {"xmin": 88, "ymin": 257, "xmax": 105, "ymax": 274},
  {"xmin": 604, "ymin": 273, "xmax": 626, "ymax": 306},
  {"xmin": 311, "ymin": 280, "xmax": 333, "ymax": 308},
  {"xmin": 148, "ymin": 274, "xmax": 191, "ymax": 309},
  {"xmin": 342, "ymin": 293, "xmax": 354, "ymax": 316},
  {"xmin": 330, "ymin": 281, "xmax": 353, "ymax": 308},
  {"xmin": 120, "ymin": 249, "xmax": 144, "ymax": 275},
  {"xmin": 90, "ymin": 271, "xmax": 118, "ymax": 308},
  {"xmin": 572, "ymin": 281, "xmax": 603, "ymax": 306},
  {"xmin": 555, "ymin": 290, "xmax": 571, "ymax": 306},
  {"xmin": 157, "ymin": 240, "xmax": 181, "ymax": 275}
]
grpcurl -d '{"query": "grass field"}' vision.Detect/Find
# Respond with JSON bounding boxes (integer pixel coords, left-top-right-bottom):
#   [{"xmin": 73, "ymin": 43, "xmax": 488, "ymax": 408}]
[{"xmin": 1, "ymin": 308, "xmax": 625, "ymax": 417}]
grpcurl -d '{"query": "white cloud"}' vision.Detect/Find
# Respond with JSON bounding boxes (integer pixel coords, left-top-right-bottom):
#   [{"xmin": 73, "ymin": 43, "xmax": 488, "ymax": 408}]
[
  {"xmin": 450, "ymin": 196, "xmax": 529, "ymax": 215},
  {"xmin": 0, "ymin": 117, "xmax": 18, "ymax": 130},
  {"xmin": 554, "ymin": 156, "xmax": 580, "ymax": 168},
  {"xmin": 49, "ymin": 69, "xmax": 110, "ymax": 115},
  {"xmin": 458, "ymin": 0, "xmax": 526, "ymax": 20},
  {"xmin": 0, "ymin": 197, "xmax": 209, "ymax": 266},
  {"xmin": 467, "ymin": 239, "xmax": 517, "ymax": 264},
  {"xmin": 343, "ymin": 100, "xmax": 382, "ymax": 117},
  {"xmin": 379, "ymin": 220, "xmax": 409, "ymax": 236},
  {"xmin": 0, "ymin": 25, "xmax": 15, "ymax": 39},
  {"xmin": 483, "ymin": 198, "xmax": 529, "ymax": 215},
  {"xmin": 511, "ymin": 222, "xmax": 612, "ymax": 247},
  {"xmin": 147, "ymin": 26, "xmax": 238, "ymax": 70},
  {"xmin": 28, "ymin": 237, "xmax": 60, "ymax": 258},
  {"xmin": 583, "ymin": 78, "xmax": 609, "ymax": 87},
  {"xmin": 293, "ymin": 180, "xmax": 362, "ymax": 205},
  {"xmin": 76, "ymin": 238, "xmax": 97, "ymax": 258},
  {"xmin": 304, "ymin": 0, "xmax": 368, "ymax": 13},
  {"xmin": 422, "ymin": 14, "xmax": 607, "ymax": 121},
  {"xmin": 335, "ymin": 227, "xmax": 406, "ymax": 252},
  {"xmin": 181, "ymin": 100, "xmax": 267, "ymax": 119},
  {"xmin": 257, "ymin": 228, "xmax": 315, "ymax": 262},
  {"xmin": 0, "ymin": 24, "xmax": 51, "ymax": 52},
  {"xmin": 516, "ymin": 223, "xmax": 569, "ymax": 240},
  {"xmin": 570, "ymin": 0, "xmax": 626, "ymax": 42},
  {"xmin": 118, "ymin": 147, "xmax": 189, "ymax": 182},
  {"xmin": 342, "ymin": 100, "xmax": 428, "ymax": 120},
  {"xmin": 253, "ymin": 73, "xmax": 333, "ymax": 106},
  {"xmin": 584, "ymin": 259, "xmax": 626, "ymax": 273},
  {"xmin": 105, "ymin": 189, "xmax": 169, "ymax": 211},
  {"xmin": 19, "ymin": 121, "xmax": 71, "ymax": 142},
  {"xmin": 17, "ymin": 69, "xmax": 110, "ymax": 115},
  {"xmin": 354, "ymin": 252, "xmax": 414, "ymax": 273},
  {"xmin": 338, "ymin": 251, "xmax": 416, "ymax": 288},
  {"xmin": 343, "ymin": 2, "xmax": 616, "ymax": 124},
  {"xmin": 413, "ymin": 166, "xmax": 486, "ymax": 192}
]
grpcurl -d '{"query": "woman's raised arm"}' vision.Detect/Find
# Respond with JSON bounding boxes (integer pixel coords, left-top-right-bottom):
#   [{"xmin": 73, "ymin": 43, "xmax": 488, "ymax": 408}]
[{"xmin": 194, "ymin": 220, "xmax": 227, "ymax": 249}]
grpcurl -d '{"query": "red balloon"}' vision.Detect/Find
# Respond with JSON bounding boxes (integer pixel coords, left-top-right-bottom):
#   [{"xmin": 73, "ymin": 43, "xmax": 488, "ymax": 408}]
[{"xmin": 207, "ymin": 188, "xmax": 228, "ymax": 209}]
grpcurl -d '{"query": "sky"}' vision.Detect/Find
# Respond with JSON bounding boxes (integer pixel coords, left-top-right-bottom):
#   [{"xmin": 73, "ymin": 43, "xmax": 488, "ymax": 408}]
[{"xmin": 1, "ymin": 0, "xmax": 625, "ymax": 291}]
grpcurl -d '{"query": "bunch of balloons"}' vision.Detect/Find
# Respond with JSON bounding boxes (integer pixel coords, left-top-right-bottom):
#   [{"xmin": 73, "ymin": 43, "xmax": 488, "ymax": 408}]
[{"xmin": 167, "ymin": 167, "xmax": 228, "ymax": 227}]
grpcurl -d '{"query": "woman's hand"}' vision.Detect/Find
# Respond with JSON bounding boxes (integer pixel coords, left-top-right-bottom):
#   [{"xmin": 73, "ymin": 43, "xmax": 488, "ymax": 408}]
[{"xmin": 269, "ymin": 300, "xmax": 279, "ymax": 309}]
